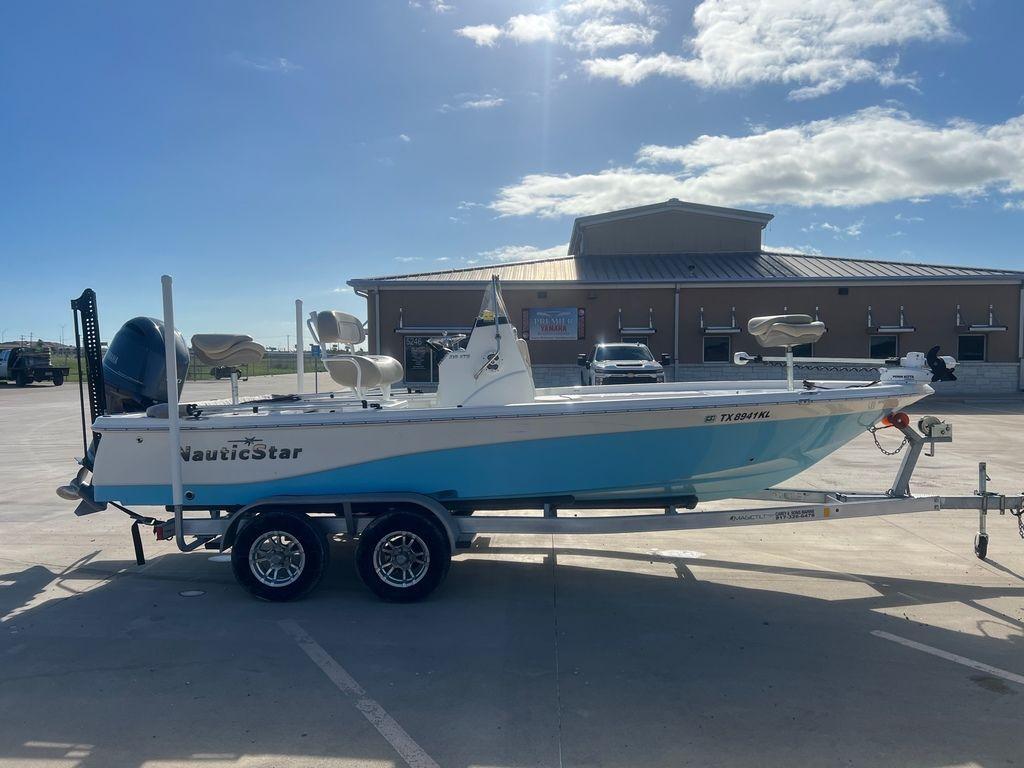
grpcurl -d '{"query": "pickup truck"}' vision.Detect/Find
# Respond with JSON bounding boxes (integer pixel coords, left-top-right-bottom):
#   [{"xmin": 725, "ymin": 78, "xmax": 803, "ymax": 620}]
[
  {"xmin": 0, "ymin": 347, "xmax": 69, "ymax": 387},
  {"xmin": 577, "ymin": 342, "xmax": 670, "ymax": 385}
]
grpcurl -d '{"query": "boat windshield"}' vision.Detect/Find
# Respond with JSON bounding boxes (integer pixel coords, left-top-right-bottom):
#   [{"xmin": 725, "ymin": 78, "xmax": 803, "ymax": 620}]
[
  {"xmin": 475, "ymin": 276, "xmax": 510, "ymax": 328},
  {"xmin": 596, "ymin": 345, "xmax": 653, "ymax": 362}
]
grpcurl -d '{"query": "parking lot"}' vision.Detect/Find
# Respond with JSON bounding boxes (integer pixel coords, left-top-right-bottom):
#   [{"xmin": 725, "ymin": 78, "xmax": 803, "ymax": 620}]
[{"xmin": 1, "ymin": 376, "xmax": 1022, "ymax": 768}]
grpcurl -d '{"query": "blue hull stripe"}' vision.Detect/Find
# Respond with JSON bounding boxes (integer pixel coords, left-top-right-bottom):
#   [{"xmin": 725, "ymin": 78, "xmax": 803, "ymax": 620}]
[{"xmin": 96, "ymin": 411, "xmax": 879, "ymax": 507}]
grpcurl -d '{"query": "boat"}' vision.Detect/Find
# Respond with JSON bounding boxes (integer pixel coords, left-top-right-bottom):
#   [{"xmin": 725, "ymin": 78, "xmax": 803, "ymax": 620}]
[
  {"xmin": 58, "ymin": 275, "xmax": 1008, "ymax": 603},
  {"xmin": 76, "ymin": 277, "xmax": 953, "ymax": 510}
]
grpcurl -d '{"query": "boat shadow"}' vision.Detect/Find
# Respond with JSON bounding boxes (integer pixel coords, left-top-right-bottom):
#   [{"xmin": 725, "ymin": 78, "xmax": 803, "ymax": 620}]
[{"xmin": 0, "ymin": 539, "xmax": 1021, "ymax": 767}]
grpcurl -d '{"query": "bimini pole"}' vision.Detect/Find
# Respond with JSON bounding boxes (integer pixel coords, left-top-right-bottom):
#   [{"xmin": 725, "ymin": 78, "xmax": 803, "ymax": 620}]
[
  {"xmin": 160, "ymin": 275, "xmax": 186, "ymax": 550},
  {"xmin": 295, "ymin": 299, "xmax": 304, "ymax": 395}
]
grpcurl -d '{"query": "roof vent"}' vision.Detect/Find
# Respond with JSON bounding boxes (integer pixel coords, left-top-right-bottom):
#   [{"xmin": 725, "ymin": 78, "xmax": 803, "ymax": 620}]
[{"xmin": 668, "ymin": 197, "xmax": 680, "ymax": 202}]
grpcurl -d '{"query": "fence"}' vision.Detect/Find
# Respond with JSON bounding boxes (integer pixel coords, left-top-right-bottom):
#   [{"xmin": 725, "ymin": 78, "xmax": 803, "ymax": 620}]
[{"xmin": 51, "ymin": 351, "xmax": 323, "ymax": 383}]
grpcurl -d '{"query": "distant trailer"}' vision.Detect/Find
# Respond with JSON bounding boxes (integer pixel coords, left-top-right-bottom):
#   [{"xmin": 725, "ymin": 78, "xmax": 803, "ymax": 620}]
[{"xmin": 0, "ymin": 346, "xmax": 70, "ymax": 386}]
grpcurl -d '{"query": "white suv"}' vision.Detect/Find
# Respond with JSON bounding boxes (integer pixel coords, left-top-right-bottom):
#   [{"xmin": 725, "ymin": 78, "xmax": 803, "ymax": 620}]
[{"xmin": 578, "ymin": 343, "xmax": 669, "ymax": 385}]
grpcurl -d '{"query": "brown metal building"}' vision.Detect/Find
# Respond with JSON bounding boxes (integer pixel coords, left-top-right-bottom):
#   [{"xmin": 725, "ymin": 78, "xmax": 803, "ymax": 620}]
[{"xmin": 349, "ymin": 200, "xmax": 1024, "ymax": 394}]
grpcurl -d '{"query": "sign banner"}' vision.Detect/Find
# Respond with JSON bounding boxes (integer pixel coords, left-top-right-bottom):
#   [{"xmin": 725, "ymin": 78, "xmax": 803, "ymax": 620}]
[{"xmin": 526, "ymin": 307, "xmax": 583, "ymax": 341}]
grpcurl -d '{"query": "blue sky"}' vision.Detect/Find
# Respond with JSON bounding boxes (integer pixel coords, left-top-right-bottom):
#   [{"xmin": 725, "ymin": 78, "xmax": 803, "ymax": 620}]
[{"xmin": 2, "ymin": 0, "xmax": 1023, "ymax": 347}]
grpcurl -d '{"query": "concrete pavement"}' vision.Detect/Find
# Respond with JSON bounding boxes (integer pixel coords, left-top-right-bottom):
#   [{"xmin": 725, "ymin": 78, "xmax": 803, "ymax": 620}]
[{"xmin": 0, "ymin": 376, "xmax": 1022, "ymax": 767}]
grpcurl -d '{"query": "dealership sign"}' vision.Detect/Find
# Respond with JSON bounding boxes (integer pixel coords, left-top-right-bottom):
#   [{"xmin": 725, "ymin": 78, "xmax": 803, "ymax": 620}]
[{"xmin": 524, "ymin": 307, "xmax": 585, "ymax": 340}]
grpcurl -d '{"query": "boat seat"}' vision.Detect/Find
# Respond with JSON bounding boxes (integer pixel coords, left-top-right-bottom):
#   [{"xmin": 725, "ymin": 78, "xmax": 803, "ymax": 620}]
[
  {"xmin": 315, "ymin": 311, "xmax": 365, "ymax": 345},
  {"xmin": 324, "ymin": 355, "xmax": 403, "ymax": 390},
  {"xmin": 747, "ymin": 315, "xmax": 826, "ymax": 349},
  {"xmin": 191, "ymin": 334, "xmax": 266, "ymax": 366}
]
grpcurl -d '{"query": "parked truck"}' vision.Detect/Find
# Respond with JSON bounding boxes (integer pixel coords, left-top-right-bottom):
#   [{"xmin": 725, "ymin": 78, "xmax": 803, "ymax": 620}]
[{"xmin": 0, "ymin": 347, "xmax": 69, "ymax": 386}]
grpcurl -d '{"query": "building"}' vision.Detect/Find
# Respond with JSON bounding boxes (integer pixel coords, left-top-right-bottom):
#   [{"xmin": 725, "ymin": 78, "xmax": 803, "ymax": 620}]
[{"xmin": 349, "ymin": 199, "xmax": 1024, "ymax": 394}]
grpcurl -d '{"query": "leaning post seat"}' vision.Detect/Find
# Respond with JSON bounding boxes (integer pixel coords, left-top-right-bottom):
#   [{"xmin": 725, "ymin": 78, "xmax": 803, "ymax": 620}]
[
  {"xmin": 310, "ymin": 310, "xmax": 404, "ymax": 397},
  {"xmin": 190, "ymin": 334, "xmax": 267, "ymax": 404},
  {"xmin": 747, "ymin": 314, "xmax": 826, "ymax": 349},
  {"xmin": 746, "ymin": 314, "xmax": 826, "ymax": 392},
  {"xmin": 190, "ymin": 334, "xmax": 267, "ymax": 368}
]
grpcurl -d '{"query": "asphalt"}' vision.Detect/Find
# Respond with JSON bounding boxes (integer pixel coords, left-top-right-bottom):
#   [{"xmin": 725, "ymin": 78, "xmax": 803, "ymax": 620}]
[{"xmin": 1, "ymin": 375, "xmax": 1022, "ymax": 768}]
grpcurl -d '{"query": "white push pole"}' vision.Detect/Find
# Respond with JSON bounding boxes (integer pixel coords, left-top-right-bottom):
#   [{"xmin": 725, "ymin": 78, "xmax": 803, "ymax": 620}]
[
  {"xmin": 160, "ymin": 275, "xmax": 184, "ymax": 517},
  {"xmin": 295, "ymin": 299, "xmax": 304, "ymax": 394}
]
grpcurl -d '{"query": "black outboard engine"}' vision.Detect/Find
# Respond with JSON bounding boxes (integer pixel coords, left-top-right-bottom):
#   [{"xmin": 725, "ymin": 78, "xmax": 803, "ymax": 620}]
[{"xmin": 103, "ymin": 317, "xmax": 189, "ymax": 414}]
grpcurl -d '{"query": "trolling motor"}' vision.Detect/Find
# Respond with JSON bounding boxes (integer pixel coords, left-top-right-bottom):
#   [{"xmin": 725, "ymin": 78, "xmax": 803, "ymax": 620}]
[{"xmin": 926, "ymin": 346, "xmax": 957, "ymax": 382}]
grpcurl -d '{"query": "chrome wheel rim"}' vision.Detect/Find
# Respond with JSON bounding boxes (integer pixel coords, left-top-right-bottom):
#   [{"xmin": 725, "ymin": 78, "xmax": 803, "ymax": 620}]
[
  {"xmin": 250, "ymin": 531, "xmax": 306, "ymax": 587},
  {"xmin": 373, "ymin": 531, "xmax": 430, "ymax": 588}
]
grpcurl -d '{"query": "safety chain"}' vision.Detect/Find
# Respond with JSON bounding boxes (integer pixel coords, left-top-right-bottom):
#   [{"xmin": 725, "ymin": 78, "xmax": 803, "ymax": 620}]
[
  {"xmin": 867, "ymin": 425, "xmax": 908, "ymax": 456},
  {"xmin": 1012, "ymin": 507, "xmax": 1024, "ymax": 539}
]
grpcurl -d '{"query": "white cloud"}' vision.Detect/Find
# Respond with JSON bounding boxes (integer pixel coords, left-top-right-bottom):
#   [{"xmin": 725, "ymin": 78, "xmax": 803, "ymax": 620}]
[
  {"xmin": 507, "ymin": 13, "xmax": 562, "ymax": 43},
  {"xmin": 572, "ymin": 19, "xmax": 657, "ymax": 51},
  {"xmin": 440, "ymin": 94, "xmax": 506, "ymax": 112},
  {"xmin": 1002, "ymin": 200, "xmax": 1024, "ymax": 210},
  {"xmin": 453, "ymin": 0, "xmax": 658, "ymax": 52},
  {"xmin": 562, "ymin": 0, "xmax": 651, "ymax": 15},
  {"xmin": 582, "ymin": 0, "xmax": 954, "ymax": 98},
  {"xmin": 491, "ymin": 107, "xmax": 1024, "ymax": 217},
  {"xmin": 331, "ymin": 286, "xmax": 352, "ymax": 294},
  {"xmin": 805, "ymin": 220, "xmax": 864, "ymax": 238},
  {"xmin": 230, "ymin": 53, "xmax": 301, "ymax": 73},
  {"xmin": 455, "ymin": 24, "xmax": 503, "ymax": 47},
  {"xmin": 895, "ymin": 212, "xmax": 924, "ymax": 222},
  {"xmin": 399, "ymin": 133, "xmax": 411, "ymax": 142},
  {"xmin": 477, "ymin": 243, "xmax": 570, "ymax": 262},
  {"xmin": 764, "ymin": 244, "xmax": 824, "ymax": 256},
  {"xmin": 395, "ymin": 256, "xmax": 424, "ymax": 263}
]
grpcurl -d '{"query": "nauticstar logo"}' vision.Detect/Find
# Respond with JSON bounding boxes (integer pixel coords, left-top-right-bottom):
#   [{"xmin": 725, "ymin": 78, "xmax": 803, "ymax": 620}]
[{"xmin": 180, "ymin": 436, "xmax": 303, "ymax": 462}]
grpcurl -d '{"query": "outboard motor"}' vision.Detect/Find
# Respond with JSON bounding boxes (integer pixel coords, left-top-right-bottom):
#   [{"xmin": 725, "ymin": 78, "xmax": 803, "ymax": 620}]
[{"xmin": 103, "ymin": 317, "xmax": 189, "ymax": 414}]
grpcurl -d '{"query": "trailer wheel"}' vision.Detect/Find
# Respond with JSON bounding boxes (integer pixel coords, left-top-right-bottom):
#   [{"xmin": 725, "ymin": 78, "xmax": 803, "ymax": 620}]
[
  {"xmin": 231, "ymin": 512, "xmax": 328, "ymax": 601},
  {"xmin": 14, "ymin": 371, "xmax": 28, "ymax": 387},
  {"xmin": 52, "ymin": 371, "xmax": 64, "ymax": 386},
  {"xmin": 356, "ymin": 511, "xmax": 451, "ymax": 602}
]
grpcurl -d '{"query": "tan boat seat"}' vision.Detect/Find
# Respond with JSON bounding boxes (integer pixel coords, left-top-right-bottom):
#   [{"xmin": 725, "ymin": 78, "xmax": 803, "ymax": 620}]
[
  {"xmin": 191, "ymin": 334, "xmax": 267, "ymax": 367},
  {"xmin": 315, "ymin": 311, "xmax": 365, "ymax": 345},
  {"xmin": 325, "ymin": 355, "xmax": 404, "ymax": 390},
  {"xmin": 747, "ymin": 315, "xmax": 826, "ymax": 349}
]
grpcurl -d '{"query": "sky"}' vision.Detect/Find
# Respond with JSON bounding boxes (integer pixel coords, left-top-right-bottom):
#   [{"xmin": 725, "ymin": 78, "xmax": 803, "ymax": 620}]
[{"xmin": 2, "ymin": 0, "xmax": 1023, "ymax": 347}]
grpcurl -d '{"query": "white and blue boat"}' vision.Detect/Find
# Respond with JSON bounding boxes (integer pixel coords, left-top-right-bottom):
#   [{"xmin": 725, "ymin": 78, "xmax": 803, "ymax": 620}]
[{"xmin": 82, "ymin": 278, "xmax": 949, "ymax": 511}]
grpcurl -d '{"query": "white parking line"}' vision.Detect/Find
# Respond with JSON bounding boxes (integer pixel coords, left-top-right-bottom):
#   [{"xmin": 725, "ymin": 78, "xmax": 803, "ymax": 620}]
[
  {"xmin": 872, "ymin": 630, "xmax": 1024, "ymax": 686},
  {"xmin": 279, "ymin": 619, "xmax": 440, "ymax": 768}
]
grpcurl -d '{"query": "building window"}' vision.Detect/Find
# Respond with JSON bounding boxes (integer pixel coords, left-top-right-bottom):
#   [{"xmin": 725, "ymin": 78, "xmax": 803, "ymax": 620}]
[
  {"xmin": 403, "ymin": 336, "xmax": 439, "ymax": 384},
  {"xmin": 792, "ymin": 343, "xmax": 813, "ymax": 357},
  {"xmin": 703, "ymin": 335, "xmax": 731, "ymax": 363},
  {"xmin": 869, "ymin": 334, "xmax": 898, "ymax": 359},
  {"xmin": 958, "ymin": 334, "xmax": 986, "ymax": 362}
]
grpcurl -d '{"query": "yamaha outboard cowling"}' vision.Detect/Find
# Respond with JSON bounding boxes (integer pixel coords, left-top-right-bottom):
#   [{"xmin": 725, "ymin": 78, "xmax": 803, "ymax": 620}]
[{"xmin": 103, "ymin": 317, "xmax": 189, "ymax": 414}]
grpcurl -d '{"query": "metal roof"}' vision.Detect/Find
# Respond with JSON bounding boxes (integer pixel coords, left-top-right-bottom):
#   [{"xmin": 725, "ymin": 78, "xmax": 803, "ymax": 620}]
[{"xmin": 350, "ymin": 250, "xmax": 1024, "ymax": 288}]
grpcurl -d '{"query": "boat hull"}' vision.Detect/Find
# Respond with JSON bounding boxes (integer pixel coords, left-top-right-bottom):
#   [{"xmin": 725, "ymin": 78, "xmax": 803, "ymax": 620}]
[{"xmin": 92, "ymin": 387, "xmax": 926, "ymax": 507}]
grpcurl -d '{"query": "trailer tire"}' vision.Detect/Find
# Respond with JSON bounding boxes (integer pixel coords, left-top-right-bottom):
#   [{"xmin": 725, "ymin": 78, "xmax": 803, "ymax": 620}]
[
  {"xmin": 356, "ymin": 511, "xmax": 451, "ymax": 602},
  {"xmin": 14, "ymin": 371, "xmax": 28, "ymax": 387},
  {"xmin": 52, "ymin": 371, "xmax": 64, "ymax": 386},
  {"xmin": 232, "ymin": 511, "xmax": 329, "ymax": 601}
]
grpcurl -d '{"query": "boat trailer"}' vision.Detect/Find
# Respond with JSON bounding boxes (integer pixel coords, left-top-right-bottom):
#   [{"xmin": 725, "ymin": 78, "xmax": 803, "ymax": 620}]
[
  {"xmin": 65, "ymin": 277, "xmax": 1023, "ymax": 602},
  {"xmin": 71, "ymin": 409, "xmax": 1023, "ymax": 602}
]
